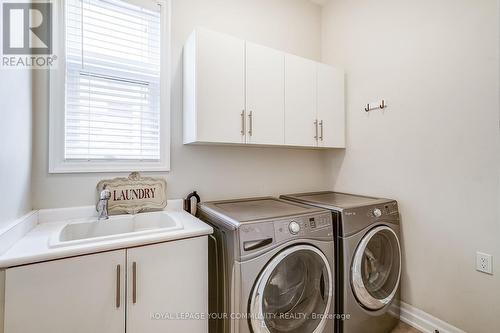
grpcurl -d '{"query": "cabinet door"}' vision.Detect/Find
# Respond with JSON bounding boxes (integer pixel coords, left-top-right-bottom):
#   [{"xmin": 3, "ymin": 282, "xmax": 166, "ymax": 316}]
[
  {"xmin": 246, "ymin": 42, "xmax": 285, "ymax": 145},
  {"xmin": 195, "ymin": 29, "xmax": 245, "ymax": 144},
  {"xmin": 126, "ymin": 237, "xmax": 208, "ymax": 333},
  {"xmin": 317, "ymin": 64, "xmax": 345, "ymax": 148},
  {"xmin": 4, "ymin": 250, "xmax": 126, "ymax": 333},
  {"xmin": 284, "ymin": 54, "xmax": 317, "ymax": 147}
]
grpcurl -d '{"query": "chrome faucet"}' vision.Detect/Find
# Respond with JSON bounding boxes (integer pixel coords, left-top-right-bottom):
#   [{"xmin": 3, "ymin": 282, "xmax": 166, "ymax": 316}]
[{"xmin": 97, "ymin": 188, "xmax": 111, "ymax": 220}]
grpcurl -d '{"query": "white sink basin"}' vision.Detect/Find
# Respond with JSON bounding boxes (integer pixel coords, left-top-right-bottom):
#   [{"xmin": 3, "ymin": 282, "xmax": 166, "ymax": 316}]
[{"xmin": 49, "ymin": 211, "xmax": 184, "ymax": 248}]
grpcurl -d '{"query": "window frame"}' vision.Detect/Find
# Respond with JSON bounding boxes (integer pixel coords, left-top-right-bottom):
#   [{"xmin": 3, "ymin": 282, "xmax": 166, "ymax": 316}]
[{"xmin": 49, "ymin": 0, "xmax": 171, "ymax": 174}]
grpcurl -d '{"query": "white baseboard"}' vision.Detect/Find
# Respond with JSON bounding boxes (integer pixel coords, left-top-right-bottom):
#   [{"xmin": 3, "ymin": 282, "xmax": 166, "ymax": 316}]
[{"xmin": 400, "ymin": 301, "xmax": 467, "ymax": 333}]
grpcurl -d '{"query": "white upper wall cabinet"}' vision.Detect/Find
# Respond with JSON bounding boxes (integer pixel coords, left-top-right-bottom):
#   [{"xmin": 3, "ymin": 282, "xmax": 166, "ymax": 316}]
[
  {"xmin": 183, "ymin": 28, "xmax": 345, "ymax": 149},
  {"xmin": 184, "ymin": 28, "xmax": 245, "ymax": 144},
  {"xmin": 317, "ymin": 64, "xmax": 345, "ymax": 148},
  {"xmin": 245, "ymin": 42, "xmax": 285, "ymax": 145},
  {"xmin": 284, "ymin": 54, "xmax": 318, "ymax": 147}
]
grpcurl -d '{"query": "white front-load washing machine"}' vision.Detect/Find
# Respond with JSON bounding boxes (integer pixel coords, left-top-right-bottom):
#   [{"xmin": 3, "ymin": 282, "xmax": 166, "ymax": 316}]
[
  {"xmin": 198, "ymin": 197, "xmax": 336, "ymax": 333},
  {"xmin": 280, "ymin": 192, "xmax": 402, "ymax": 333}
]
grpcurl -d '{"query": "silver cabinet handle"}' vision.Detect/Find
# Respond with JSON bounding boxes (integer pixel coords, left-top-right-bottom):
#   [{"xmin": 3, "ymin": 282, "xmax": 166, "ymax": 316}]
[
  {"xmin": 319, "ymin": 120, "xmax": 324, "ymax": 141},
  {"xmin": 314, "ymin": 120, "xmax": 318, "ymax": 140},
  {"xmin": 116, "ymin": 265, "xmax": 121, "ymax": 308},
  {"xmin": 240, "ymin": 110, "xmax": 246, "ymax": 135},
  {"xmin": 132, "ymin": 261, "xmax": 137, "ymax": 304},
  {"xmin": 248, "ymin": 111, "xmax": 253, "ymax": 136}
]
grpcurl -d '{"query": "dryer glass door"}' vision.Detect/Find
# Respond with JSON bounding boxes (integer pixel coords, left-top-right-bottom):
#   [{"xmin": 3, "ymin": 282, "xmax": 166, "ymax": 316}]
[
  {"xmin": 250, "ymin": 245, "xmax": 332, "ymax": 333},
  {"xmin": 351, "ymin": 226, "xmax": 401, "ymax": 310}
]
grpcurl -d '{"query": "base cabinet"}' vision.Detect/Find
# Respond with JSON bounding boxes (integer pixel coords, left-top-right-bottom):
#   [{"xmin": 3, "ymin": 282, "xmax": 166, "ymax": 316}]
[
  {"xmin": 3, "ymin": 237, "xmax": 208, "ymax": 333},
  {"xmin": 4, "ymin": 250, "xmax": 126, "ymax": 333},
  {"xmin": 126, "ymin": 238, "xmax": 208, "ymax": 333}
]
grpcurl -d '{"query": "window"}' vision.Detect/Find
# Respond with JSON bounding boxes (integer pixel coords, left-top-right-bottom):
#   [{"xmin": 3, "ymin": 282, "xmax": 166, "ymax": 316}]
[{"xmin": 49, "ymin": 0, "xmax": 170, "ymax": 173}]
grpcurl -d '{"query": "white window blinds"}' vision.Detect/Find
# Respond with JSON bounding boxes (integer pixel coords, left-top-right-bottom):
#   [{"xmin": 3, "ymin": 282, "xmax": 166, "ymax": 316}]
[{"xmin": 65, "ymin": 0, "xmax": 161, "ymax": 161}]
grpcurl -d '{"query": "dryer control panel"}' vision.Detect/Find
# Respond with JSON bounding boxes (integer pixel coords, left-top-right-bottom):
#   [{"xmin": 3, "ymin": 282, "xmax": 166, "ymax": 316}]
[
  {"xmin": 365, "ymin": 201, "xmax": 398, "ymax": 218},
  {"xmin": 342, "ymin": 200, "xmax": 400, "ymax": 236}
]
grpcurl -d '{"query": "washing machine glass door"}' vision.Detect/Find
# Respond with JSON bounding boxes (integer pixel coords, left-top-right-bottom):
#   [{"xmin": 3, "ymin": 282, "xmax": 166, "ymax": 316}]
[
  {"xmin": 351, "ymin": 225, "xmax": 401, "ymax": 310},
  {"xmin": 250, "ymin": 245, "xmax": 332, "ymax": 333}
]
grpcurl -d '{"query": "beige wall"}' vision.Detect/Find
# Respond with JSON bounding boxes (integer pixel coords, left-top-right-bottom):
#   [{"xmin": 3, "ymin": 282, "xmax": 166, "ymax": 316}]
[
  {"xmin": 32, "ymin": 0, "xmax": 327, "ymax": 209},
  {"xmin": 0, "ymin": 70, "xmax": 32, "ymax": 228},
  {"xmin": 321, "ymin": 0, "xmax": 500, "ymax": 332}
]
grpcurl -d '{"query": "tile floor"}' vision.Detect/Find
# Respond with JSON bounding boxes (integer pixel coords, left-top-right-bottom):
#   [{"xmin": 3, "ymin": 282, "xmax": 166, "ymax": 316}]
[{"xmin": 391, "ymin": 321, "xmax": 422, "ymax": 333}]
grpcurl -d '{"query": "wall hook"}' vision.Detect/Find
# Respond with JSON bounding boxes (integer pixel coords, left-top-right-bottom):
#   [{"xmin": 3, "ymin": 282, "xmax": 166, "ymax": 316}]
[{"xmin": 365, "ymin": 99, "xmax": 387, "ymax": 112}]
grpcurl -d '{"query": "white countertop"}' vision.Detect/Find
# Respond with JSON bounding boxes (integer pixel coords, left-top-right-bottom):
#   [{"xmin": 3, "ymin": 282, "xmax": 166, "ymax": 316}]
[{"xmin": 0, "ymin": 200, "xmax": 213, "ymax": 268}]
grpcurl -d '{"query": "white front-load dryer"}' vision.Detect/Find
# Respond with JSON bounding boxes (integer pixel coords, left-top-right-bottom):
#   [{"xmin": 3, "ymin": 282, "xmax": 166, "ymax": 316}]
[{"xmin": 198, "ymin": 197, "xmax": 336, "ymax": 333}]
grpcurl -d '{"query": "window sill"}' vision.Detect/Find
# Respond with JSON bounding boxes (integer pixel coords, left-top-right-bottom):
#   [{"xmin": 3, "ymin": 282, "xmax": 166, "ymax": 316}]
[{"xmin": 48, "ymin": 160, "xmax": 170, "ymax": 174}]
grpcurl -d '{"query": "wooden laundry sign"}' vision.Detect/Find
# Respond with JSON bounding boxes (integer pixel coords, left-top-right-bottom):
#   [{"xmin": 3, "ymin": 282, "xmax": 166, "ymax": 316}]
[{"xmin": 96, "ymin": 172, "xmax": 167, "ymax": 215}]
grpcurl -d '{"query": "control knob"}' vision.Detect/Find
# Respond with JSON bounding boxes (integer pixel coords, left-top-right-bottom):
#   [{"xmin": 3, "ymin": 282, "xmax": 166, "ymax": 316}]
[
  {"xmin": 373, "ymin": 208, "xmax": 382, "ymax": 218},
  {"xmin": 288, "ymin": 221, "xmax": 300, "ymax": 235}
]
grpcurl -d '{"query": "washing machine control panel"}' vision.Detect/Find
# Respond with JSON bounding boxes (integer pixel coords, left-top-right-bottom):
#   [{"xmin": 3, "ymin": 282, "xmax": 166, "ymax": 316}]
[{"xmin": 274, "ymin": 213, "xmax": 333, "ymax": 242}]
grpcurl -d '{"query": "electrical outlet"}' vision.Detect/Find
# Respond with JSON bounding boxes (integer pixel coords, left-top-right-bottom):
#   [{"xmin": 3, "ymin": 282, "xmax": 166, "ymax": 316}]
[{"xmin": 476, "ymin": 252, "xmax": 493, "ymax": 275}]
